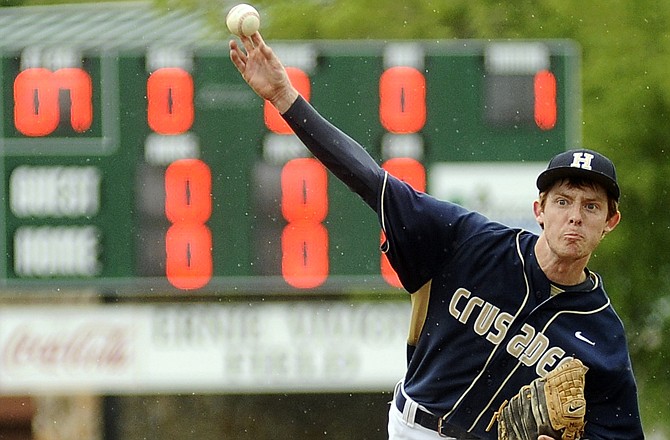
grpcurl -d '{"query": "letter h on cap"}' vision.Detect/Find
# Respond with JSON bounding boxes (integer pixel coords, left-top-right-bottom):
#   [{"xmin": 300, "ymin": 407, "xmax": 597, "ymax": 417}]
[{"xmin": 570, "ymin": 152, "xmax": 594, "ymax": 170}]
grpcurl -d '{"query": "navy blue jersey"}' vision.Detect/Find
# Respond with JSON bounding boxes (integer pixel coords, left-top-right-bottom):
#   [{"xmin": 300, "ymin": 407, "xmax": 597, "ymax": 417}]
[{"xmin": 283, "ymin": 96, "xmax": 644, "ymax": 439}]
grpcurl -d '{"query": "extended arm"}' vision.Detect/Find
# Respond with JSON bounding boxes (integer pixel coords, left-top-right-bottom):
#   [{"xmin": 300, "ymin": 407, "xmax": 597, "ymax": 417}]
[{"xmin": 229, "ymin": 32, "xmax": 383, "ymax": 208}]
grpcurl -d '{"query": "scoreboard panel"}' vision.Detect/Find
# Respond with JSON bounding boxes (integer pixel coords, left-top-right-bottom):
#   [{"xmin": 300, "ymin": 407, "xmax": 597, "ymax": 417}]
[{"xmin": 0, "ymin": 40, "xmax": 580, "ymax": 294}]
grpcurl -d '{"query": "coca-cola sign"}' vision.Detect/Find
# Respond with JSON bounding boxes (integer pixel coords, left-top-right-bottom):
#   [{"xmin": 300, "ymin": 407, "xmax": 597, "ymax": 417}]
[
  {"xmin": 2, "ymin": 323, "xmax": 131, "ymax": 374},
  {"xmin": 0, "ymin": 302, "xmax": 408, "ymax": 395}
]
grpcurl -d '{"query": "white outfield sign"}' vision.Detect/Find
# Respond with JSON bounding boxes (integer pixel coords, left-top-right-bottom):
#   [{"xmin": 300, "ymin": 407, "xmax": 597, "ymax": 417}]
[
  {"xmin": 0, "ymin": 301, "xmax": 409, "ymax": 395},
  {"xmin": 429, "ymin": 162, "xmax": 546, "ymax": 233}
]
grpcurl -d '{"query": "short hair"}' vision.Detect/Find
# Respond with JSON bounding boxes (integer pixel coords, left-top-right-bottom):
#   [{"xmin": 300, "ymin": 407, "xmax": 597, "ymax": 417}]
[{"xmin": 537, "ymin": 177, "xmax": 619, "ymax": 227}]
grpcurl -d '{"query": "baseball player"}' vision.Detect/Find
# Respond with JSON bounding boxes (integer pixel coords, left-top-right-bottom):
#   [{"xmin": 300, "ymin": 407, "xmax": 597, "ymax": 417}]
[{"xmin": 229, "ymin": 32, "xmax": 645, "ymax": 440}]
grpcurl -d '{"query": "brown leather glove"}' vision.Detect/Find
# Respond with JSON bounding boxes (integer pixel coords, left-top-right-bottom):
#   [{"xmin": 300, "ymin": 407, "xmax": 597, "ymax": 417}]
[{"xmin": 488, "ymin": 358, "xmax": 588, "ymax": 440}]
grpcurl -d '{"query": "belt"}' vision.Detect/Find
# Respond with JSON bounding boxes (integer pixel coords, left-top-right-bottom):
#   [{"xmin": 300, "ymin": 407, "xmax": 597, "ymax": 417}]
[{"xmin": 395, "ymin": 389, "xmax": 479, "ymax": 439}]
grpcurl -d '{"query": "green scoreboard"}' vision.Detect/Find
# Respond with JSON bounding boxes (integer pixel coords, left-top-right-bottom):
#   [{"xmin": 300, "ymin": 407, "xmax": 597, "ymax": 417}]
[{"xmin": 0, "ymin": 40, "xmax": 580, "ymax": 294}]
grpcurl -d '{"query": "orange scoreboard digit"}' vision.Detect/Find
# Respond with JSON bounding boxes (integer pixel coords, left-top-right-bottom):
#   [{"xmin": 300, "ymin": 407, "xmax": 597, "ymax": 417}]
[{"xmin": 0, "ymin": 40, "xmax": 579, "ymax": 294}]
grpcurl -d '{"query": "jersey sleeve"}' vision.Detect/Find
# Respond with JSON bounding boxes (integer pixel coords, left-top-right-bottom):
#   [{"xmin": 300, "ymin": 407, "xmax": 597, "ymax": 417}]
[
  {"xmin": 378, "ymin": 173, "xmax": 499, "ymax": 293},
  {"xmin": 281, "ymin": 95, "xmax": 385, "ymax": 209},
  {"xmin": 583, "ymin": 355, "xmax": 645, "ymax": 439}
]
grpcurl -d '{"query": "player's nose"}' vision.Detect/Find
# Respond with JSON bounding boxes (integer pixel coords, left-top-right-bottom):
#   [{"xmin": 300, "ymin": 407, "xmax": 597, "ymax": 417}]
[{"xmin": 568, "ymin": 206, "xmax": 583, "ymax": 225}]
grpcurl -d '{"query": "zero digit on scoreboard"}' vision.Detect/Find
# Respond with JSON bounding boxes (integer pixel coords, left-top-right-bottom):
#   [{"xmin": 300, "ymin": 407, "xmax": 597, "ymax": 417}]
[{"xmin": 164, "ymin": 158, "xmax": 213, "ymax": 290}]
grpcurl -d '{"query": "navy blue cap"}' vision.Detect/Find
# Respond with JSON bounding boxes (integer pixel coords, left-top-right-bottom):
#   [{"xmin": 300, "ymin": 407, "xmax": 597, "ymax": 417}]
[{"xmin": 536, "ymin": 149, "xmax": 620, "ymax": 200}]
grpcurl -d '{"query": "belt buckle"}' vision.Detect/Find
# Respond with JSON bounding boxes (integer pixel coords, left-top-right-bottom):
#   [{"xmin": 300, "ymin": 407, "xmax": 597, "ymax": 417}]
[{"xmin": 437, "ymin": 415, "xmax": 449, "ymax": 438}]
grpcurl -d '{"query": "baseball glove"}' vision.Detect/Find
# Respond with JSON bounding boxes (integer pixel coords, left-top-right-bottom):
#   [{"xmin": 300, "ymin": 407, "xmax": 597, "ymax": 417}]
[{"xmin": 487, "ymin": 358, "xmax": 588, "ymax": 440}]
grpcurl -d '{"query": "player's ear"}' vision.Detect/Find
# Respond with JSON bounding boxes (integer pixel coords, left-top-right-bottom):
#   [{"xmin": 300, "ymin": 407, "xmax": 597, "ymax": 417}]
[
  {"xmin": 533, "ymin": 199, "xmax": 544, "ymax": 227},
  {"xmin": 603, "ymin": 210, "xmax": 621, "ymax": 236}
]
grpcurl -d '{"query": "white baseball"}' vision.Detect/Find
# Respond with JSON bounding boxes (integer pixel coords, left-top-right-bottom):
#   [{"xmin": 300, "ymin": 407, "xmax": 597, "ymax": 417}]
[{"xmin": 226, "ymin": 4, "xmax": 260, "ymax": 37}]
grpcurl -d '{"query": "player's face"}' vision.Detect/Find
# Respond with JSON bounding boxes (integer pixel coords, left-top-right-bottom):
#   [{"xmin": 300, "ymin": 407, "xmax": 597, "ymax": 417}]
[{"xmin": 534, "ymin": 181, "xmax": 620, "ymax": 261}]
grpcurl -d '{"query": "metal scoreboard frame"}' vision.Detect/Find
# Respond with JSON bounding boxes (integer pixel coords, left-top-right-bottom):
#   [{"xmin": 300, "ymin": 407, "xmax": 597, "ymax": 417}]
[{"xmin": 0, "ymin": 35, "xmax": 580, "ymax": 295}]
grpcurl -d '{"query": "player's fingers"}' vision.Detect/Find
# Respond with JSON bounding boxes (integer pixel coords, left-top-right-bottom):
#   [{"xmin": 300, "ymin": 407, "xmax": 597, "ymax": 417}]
[
  {"xmin": 228, "ymin": 40, "xmax": 246, "ymax": 72},
  {"xmin": 229, "ymin": 39, "xmax": 241, "ymax": 54},
  {"xmin": 251, "ymin": 32, "xmax": 263, "ymax": 49},
  {"xmin": 229, "ymin": 52, "xmax": 245, "ymax": 72},
  {"xmin": 255, "ymin": 35, "xmax": 275, "ymax": 61},
  {"xmin": 259, "ymin": 43, "xmax": 274, "ymax": 63},
  {"xmin": 240, "ymin": 34, "xmax": 255, "ymax": 52}
]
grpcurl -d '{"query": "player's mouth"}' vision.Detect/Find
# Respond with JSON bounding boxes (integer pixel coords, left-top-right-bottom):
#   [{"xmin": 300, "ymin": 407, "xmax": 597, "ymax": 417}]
[{"xmin": 563, "ymin": 231, "xmax": 584, "ymax": 241}]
